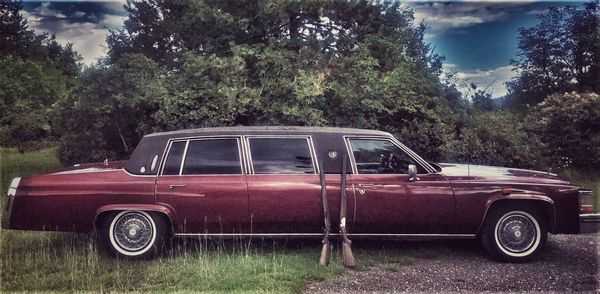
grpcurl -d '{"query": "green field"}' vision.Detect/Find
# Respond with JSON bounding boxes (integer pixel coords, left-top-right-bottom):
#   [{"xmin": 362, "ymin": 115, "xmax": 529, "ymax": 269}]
[{"xmin": 1, "ymin": 149, "xmax": 599, "ymax": 292}]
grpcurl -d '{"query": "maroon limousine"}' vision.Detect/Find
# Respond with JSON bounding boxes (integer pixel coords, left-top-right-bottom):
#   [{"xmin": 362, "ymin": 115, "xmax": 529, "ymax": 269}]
[{"xmin": 2, "ymin": 127, "xmax": 598, "ymax": 261}]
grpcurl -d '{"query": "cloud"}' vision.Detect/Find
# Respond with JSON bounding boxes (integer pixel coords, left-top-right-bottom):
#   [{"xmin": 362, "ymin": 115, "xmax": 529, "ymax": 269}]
[
  {"xmin": 410, "ymin": 2, "xmax": 529, "ymax": 34},
  {"xmin": 443, "ymin": 64, "xmax": 518, "ymax": 98},
  {"xmin": 22, "ymin": 2, "xmax": 127, "ymax": 65}
]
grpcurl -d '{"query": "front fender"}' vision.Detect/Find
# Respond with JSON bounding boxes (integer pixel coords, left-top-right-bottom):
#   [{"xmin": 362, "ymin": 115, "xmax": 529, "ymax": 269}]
[{"xmin": 478, "ymin": 190, "xmax": 556, "ymax": 234}]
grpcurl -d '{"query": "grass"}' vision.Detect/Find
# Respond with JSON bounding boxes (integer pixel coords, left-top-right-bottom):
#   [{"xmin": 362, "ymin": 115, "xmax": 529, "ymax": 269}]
[
  {"xmin": 560, "ymin": 169, "xmax": 600, "ymax": 209},
  {"xmin": 0, "ymin": 148, "xmax": 415, "ymax": 293}
]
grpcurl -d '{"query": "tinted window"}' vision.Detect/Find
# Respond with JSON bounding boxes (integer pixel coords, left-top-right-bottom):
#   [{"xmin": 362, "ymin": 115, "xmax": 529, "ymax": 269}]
[
  {"xmin": 349, "ymin": 139, "xmax": 426, "ymax": 174},
  {"xmin": 182, "ymin": 139, "xmax": 241, "ymax": 175},
  {"xmin": 249, "ymin": 138, "xmax": 315, "ymax": 174},
  {"xmin": 163, "ymin": 141, "xmax": 186, "ymax": 175}
]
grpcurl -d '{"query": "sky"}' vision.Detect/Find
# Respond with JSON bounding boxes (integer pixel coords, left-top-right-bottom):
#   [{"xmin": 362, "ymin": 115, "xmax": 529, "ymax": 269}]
[{"xmin": 19, "ymin": 0, "xmax": 582, "ymax": 97}]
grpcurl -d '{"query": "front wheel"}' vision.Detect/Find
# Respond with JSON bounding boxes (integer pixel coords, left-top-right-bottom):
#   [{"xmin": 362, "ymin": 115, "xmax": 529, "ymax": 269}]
[
  {"xmin": 103, "ymin": 210, "xmax": 167, "ymax": 259},
  {"xmin": 480, "ymin": 205, "xmax": 547, "ymax": 262}
]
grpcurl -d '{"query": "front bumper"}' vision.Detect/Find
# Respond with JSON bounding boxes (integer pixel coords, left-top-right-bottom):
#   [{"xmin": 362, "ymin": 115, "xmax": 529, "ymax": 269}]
[{"xmin": 580, "ymin": 213, "xmax": 600, "ymax": 234}]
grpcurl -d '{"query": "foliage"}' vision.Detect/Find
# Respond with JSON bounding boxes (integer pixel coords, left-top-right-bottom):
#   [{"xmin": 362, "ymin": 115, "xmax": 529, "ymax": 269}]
[
  {"xmin": 56, "ymin": 0, "xmax": 461, "ymax": 164},
  {"xmin": 441, "ymin": 111, "xmax": 544, "ymax": 169},
  {"xmin": 529, "ymin": 92, "xmax": 600, "ymax": 171},
  {"xmin": 0, "ymin": 0, "xmax": 80, "ymax": 151},
  {"xmin": 506, "ymin": 1, "xmax": 600, "ymax": 110},
  {"xmin": 54, "ymin": 54, "xmax": 167, "ymax": 165}
]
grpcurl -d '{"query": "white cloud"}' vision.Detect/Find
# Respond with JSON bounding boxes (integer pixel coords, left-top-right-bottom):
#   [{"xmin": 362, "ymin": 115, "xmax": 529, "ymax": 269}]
[
  {"xmin": 443, "ymin": 64, "xmax": 518, "ymax": 98},
  {"xmin": 23, "ymin": 7, "xmax": 127, "ymax": 65},
  {"xmin": 410, "ymin": 2, "xmax": 530, "ymax": 34}
]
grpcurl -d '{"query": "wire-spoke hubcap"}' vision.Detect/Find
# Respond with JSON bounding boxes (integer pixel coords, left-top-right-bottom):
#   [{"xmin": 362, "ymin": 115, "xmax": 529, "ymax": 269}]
[
  {"xmin": 496, "ymin": 212, "xmax": 537, "ymax": 254},
  {"xmin": 112, "ymin": 212, "xmax": 155, "ymax": 253}
]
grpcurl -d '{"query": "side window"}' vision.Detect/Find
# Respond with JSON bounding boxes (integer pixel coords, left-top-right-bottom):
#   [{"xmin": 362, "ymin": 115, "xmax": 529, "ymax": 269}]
[
  {"xmin": 249, "ymin": 138, "xmax": 315, "ymax": 174},
  {"xmin": 349, "ymin": 139, "xmax": 426, "ymax": 174},
  {"xmin": 163, "ymin": 141, "xmax": 186, "ymax": 175},
  {"xmin": 182, "ymin": 139, "xmax": 241, "ymax": 175}
]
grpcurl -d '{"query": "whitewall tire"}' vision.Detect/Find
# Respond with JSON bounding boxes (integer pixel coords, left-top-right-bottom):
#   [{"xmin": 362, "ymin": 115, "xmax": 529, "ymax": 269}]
[
  {"xmin": 481, "ymin": 205, "xmax": 547, "ymax": 262},
  {"xmin": 103, "ymin": 210, "xmax": 167, "ymax": 259}
]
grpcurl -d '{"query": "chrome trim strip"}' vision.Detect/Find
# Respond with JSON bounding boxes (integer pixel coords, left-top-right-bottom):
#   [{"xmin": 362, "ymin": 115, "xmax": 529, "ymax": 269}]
[
  {"xmin": 580, "ymin": 213, "xmax": 600, "ymax": 223},
  {"xmin": 178, "ymin": 140, "xmax": 190, "ymax": 175},
  {"xmin": 173, "ymin": 233, "xmax": 476, "ymax": 238}
]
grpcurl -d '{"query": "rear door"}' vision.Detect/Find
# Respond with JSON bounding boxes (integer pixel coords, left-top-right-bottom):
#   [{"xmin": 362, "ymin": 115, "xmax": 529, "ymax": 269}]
[
  {"xmin": 155, "ymin": 137, "xmax": 249, "ymax": 234},
  {"xmin": 245, "ymin": 136, "xmax": 323, "ymax": 233}
]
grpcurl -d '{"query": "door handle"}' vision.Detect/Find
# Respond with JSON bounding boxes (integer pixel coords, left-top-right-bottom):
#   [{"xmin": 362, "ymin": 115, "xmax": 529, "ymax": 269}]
[
  {"xmin": 169, "ymin": 184, "xmax": 187, "ymax": 189},
  {"xmin": 356, "ymin": 184, "xmax": 373, "ymax": 195}
]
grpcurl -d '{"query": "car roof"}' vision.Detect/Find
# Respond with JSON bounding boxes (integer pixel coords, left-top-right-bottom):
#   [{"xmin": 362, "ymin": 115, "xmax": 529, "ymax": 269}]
[{"xmin": 145, "ymin": 126, "xmax": 391, "ymax": 138}]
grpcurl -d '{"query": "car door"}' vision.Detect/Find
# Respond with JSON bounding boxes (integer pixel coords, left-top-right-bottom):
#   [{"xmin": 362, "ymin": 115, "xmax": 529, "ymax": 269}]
[
  {"xmin": 155, "ymin": 137, "xmax": 249, "ymax": 234},
  {"xmin": 347, "ymin": 137, "xmax": 455, "ymax": 234},
  {"xmin": 245, "ymin": 136, "xmax": 324, "ymax": 234}
]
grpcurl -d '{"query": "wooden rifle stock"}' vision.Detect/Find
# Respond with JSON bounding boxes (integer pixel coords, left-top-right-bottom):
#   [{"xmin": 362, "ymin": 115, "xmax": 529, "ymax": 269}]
[
  {"xmin": 318, "ymin": 160, "xmax": 331, "ymax": 266},
  {"xmin": 340, "ymin": 155, "xmax": 356, "ymax": 268}
]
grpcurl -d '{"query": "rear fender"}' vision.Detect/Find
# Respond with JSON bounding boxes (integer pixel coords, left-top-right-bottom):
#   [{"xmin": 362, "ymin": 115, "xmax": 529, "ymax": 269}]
[{"xmin": 94, "ymin": 204, "xmax": 176, "ymax": 233}]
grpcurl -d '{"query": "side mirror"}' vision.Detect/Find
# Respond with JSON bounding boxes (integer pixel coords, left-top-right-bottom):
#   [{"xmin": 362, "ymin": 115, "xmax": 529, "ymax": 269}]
[{"xmin": 408, "ymin": 164, "xmax": 420, "ymax": 182}]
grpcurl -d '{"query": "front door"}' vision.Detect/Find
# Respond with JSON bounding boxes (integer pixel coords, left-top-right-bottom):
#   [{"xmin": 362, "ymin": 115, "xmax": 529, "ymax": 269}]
[
  {"xmin": 155, "ymin": 137, "xmax": 249, "ymax": 234},
  {"xmin": 347, "ymin": 137, "xmax": 455, "ymax": 234}
]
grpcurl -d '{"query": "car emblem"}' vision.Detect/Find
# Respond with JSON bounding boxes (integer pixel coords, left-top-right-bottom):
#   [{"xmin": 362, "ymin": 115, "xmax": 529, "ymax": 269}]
[{"xmin": 328, "ymin": 151, "xmax": 337, "ymax": 159}]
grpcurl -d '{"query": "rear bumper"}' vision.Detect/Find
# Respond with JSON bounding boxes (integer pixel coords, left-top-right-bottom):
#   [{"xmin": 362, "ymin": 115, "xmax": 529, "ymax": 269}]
[{"xmin": 580, "ymin": 213, "xmax": 600, "ymax": 234}]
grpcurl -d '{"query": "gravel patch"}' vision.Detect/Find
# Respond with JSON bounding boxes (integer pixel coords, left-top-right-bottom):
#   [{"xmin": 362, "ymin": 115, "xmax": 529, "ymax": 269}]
[{"xmin": 306, "ymin": 233, "xmax": 599, "ymax": 293}]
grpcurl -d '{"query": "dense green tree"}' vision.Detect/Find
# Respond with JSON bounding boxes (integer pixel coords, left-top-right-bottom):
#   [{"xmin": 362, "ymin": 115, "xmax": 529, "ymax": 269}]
[
  {"xmin": 54, "ymin": 54, "xmax": 167, "ymax": 164},
  {"xmin": 529, "ymin": 92, "xmax": 600, "ymax": 170},
  {"xmin": 0, "ymin": 0, "xmax": 81, "ymax": 150},
  {"xmin": 507, "ymin": 1, "xmax": 600, "ymax": 110}
]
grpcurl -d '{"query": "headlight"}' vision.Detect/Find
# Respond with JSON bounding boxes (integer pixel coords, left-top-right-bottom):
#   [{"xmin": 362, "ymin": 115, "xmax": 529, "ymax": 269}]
[
  {"xmin": 579, "ymin": 189, "xmax": 594, "ymax": 213},
  {"xmin": 7, "ymin": 177, "xmax": 21, "ymax": 197}
]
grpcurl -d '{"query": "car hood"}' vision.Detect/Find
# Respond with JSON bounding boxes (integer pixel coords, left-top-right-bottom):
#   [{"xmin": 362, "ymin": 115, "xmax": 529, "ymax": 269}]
[
  {"xmin": 437, "ymin": 163, "xmax": 568, "ymax": 183},
  {"xmin": 54, "ymin": 160, "xmax": 128, "ymax": 174}
]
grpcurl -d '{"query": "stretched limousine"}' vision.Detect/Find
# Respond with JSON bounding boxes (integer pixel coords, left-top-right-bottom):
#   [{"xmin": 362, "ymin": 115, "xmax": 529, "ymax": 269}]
[{"xmin": 2, "ymin": 127, "xmax": 598, "ymax": 261}]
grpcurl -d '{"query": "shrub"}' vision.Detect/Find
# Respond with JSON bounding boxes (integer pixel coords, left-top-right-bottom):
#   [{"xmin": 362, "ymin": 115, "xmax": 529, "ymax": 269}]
[{"xmin": 530, "ymin": 92, "xmax": 600, "ymax": 170}]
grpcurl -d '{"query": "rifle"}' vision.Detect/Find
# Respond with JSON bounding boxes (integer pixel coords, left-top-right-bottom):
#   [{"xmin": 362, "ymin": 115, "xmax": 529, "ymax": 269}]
[
  {"xmin": 340, "ymin": 154, "xmax": 356, "ymax": 268},
  {"xmin": 318, "ymin": 160, "xmax": 331, "ymax": 266}
]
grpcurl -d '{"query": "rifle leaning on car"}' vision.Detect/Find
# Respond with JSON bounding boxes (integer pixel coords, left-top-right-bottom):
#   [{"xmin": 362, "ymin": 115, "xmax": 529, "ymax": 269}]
[
  {"xmin": 318, "ymin": 160, "xmax": 332, "ymax": 266},
  {"xmin": 340, "ymin": 155, "xmax": 356, "ymax": 268}
]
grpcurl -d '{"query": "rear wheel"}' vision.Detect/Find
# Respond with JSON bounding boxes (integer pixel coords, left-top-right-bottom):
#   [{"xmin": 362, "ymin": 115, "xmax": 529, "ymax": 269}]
[
  {"xmin": 102, "ymin": 211, "xmax": 167, "ymax": 259},
  {"xmin": 481, "ymin": 205, "xmax": 547, "ymax": 262}
]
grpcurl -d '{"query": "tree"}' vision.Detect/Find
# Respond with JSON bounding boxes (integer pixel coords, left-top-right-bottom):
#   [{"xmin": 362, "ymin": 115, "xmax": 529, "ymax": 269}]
[
  {"xmin": 506, "ymin": 1, "xmax": 600, "ymax": 110},
  {"xmin": 54, "ymin": 54, "xmax": 167, "ymax": 165},
  {"xmin": 0, "ymin": 0, "xmax": 81, "ymax": 151},
  {"xmin": 530, "ymin": 92, "xmax": 600, "ymax": 170}
]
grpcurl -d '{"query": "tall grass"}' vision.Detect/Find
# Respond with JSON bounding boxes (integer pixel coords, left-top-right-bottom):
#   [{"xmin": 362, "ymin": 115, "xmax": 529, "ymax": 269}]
[{"xmin": 561, "ymin": 169, "xmax": 600, "ymax": 209}]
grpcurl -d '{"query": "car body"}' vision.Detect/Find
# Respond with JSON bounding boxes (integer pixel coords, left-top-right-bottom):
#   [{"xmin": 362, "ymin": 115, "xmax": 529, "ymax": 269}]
[{"xmin": 3, "ymin": 126, "xmax": 598, "ymax": 261}]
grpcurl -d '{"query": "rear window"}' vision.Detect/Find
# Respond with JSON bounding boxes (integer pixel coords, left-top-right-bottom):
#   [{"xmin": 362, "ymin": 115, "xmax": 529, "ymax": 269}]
[
  {"xmin": 249, "ymin": 138, "xmax": 315, "ymax": 174},
  {"xmin": 182, "ymin": 139, "xmax": 241, "ymax": 175},
  {"xmin": 162, "ymin": 141, "xmax": 186, "ymax": 175}
]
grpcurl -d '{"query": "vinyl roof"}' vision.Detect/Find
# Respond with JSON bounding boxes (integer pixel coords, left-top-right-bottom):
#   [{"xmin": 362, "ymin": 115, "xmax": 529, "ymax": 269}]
[{"xmin": 145, "ymin": 126, "xmax": 391, "ymax": 138}]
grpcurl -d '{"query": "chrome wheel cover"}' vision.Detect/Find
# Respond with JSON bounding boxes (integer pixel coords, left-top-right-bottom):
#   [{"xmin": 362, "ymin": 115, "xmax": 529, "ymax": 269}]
[
  {"xmin": 495, "ymin": 211, "xmax": 538, "ymax": 255},
  {"xmin": 110, "ymin": 211, "xmax": 155, "ymax": 254}
]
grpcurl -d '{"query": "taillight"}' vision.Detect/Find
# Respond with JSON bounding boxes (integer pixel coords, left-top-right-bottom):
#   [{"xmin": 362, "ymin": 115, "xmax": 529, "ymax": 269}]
[{"xmin": 579, "ymin": 189, "xmax": 595, "ymax": 213}]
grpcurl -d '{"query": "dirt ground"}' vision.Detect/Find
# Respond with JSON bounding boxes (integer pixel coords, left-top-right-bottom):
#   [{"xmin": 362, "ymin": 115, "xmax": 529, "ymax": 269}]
[{"xmin": 306, "ymin": 233, "xmax": 600, "ymax": 293}]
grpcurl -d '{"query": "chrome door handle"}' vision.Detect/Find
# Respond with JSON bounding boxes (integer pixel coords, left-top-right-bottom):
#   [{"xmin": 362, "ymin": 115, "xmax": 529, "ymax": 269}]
[
  {"xmin": 356, "ymin": 184, "xmax": 373, "ymax": 195},
  {"xmin": 169, "ymin": 184, "xmax": 187, "ymax": 189}
]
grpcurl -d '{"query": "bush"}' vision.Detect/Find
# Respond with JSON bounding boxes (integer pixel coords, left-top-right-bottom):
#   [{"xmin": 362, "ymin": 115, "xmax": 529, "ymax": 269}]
[
  {"xmin": 530, "ymin": 92, "xmax": 600, "ymax": 170},
  {"xmin": 441, "ymin": 111, "xmax": 544, "ymax": 169}
]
